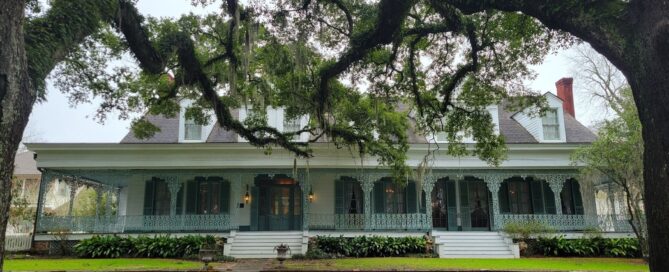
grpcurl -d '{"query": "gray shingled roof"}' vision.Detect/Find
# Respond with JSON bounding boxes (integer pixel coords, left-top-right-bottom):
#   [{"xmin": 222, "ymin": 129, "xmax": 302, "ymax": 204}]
[
  {"xmin": 564, "ymin": 113, "xmax": 597, "ymax": 143},
  {"xmin": 121, "ymin": 115, "xmax": 179, "ymax": 143},
  {"xmin": 121, "ymin": 106, "xmax": 596, "ymax": 144},
  {"xmin": 497, "ymin": 102, "xmax": 538, "ymax": 144}
]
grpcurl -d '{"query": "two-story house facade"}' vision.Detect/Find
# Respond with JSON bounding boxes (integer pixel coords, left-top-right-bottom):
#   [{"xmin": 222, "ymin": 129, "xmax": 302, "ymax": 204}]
[{"xmin": 27, "ymin": 78, "xmax": 631, "ymax": 258}]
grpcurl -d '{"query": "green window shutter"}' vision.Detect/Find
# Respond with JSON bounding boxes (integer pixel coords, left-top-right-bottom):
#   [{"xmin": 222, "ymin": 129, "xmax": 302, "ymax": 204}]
[
  {"xmin": 499, "ymin": 181, "xmax": 510, "ymax": 213},
  {"xmin": 543, "ymin": 182, "xmax": 556, "ymax": 214},
  {"xmin": 250, "ymin": 186, "xmax": 259, "ymax": 231},
  {"xmin": 335, "ymin": 179, "xmax": 344, "ymax": 214},
  {"xmin": 143, "ymin": 179, "xmax": 155, "ymax": 215},
  {"xmin": 406, "ymin": 181, "xmax": 417, "ymax": 213},
  {"xmin": 374, "ymin": 181, "xmax": 385, "ymax": 213},
  {"xmin": 176, "ymin": 183, "xmax": 184, "ymax": 215},
  {"xmin": 420, "ymin": 191, "xmax": 426, "ymax": 214},
  {"xmin": 186, "ymin": 179, "xmax": 198, "ymax": 214},
  {"xmin": 571, "ymin": 180, "xmax": 584, "ymax": 215},
  {"xmin": 530, "ymin": 180, "xmax": 545, "ymax": 214},
  {"xmin": 221, "ymin": 180, "xmax": 231, "ymax": 213}
]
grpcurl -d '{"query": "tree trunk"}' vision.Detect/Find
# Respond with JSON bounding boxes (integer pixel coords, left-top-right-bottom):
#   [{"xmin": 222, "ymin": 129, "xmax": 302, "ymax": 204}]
[
  {"xmin": 0, "ymin": 1, "xmax": 35, "ymax": 270},
  {"xmin": 630, "ymin": 66, "xmax": 669, "ymax": 269},
  {"xmin": 621, "ymin": 2, "xmax": 669, "ymax": 269}
]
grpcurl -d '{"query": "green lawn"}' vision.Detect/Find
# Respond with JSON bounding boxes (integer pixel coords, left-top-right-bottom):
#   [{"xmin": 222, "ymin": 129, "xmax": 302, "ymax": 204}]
[
  {"xmin": 287, "ymin": 257, "xmax": 649, "ymax": 271},
  {"xmin": 3, "ymin": 258, "xmax": 202, "ymax": 271}
]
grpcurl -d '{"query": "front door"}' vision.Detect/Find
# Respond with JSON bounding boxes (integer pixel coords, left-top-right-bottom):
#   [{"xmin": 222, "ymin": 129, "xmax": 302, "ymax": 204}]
[
  {"xmin": 431, "ymin": 178, "xmax": 490, "ymax": 231},
  {"xmin": 251, "ymin": 175, "xmax": 302, "ymax": 231}
]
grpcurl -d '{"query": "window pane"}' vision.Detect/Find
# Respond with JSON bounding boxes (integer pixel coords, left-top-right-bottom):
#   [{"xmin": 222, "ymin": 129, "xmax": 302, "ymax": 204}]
[
  {"xmin": 211, "ymin": 182, "xmax": 221, "ymax": 214},
  {"xmin": 283, "ymin": 118, "xmax": 301, "ymax": 141},
  {"xmin": 184, "ymin": 119, "xmax": 202, "ymax": 140},
  {"xmin": 384, "ymin": 182, "xmax": 406, "ymax": 213},
  {"xmin": 198, "ymin": 182, "xmax": 211, "ymax": 214},
  {"xmin": 542, "ymin": 109, "xmax": 560, "ymax": 140},
  {"xmin": 343, "ymin": 181, "xmax": 363, "ymax": 214},
  {"xmin": 435, "ymin": 132, "xmax": 447, "ymax": 142},
  {"xmin": 154, "ymin": 180, "xmax": 171, "ymax": 215}
]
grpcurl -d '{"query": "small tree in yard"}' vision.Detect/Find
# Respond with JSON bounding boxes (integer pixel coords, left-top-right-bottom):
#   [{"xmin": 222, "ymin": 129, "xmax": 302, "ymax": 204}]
[
  {"xmin": 572, "ymin": 47, "xmax": 647, "ymax": 258},
  {"xmin": 8, "ymin": 178, "xmax": 36, "ymax": 233}
]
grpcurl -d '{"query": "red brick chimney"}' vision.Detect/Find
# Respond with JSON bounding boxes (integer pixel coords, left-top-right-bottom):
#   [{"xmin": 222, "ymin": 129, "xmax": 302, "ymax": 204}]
[{"xmin": 556, "ymin": 77, "xmax": 575, "ymax": 117}]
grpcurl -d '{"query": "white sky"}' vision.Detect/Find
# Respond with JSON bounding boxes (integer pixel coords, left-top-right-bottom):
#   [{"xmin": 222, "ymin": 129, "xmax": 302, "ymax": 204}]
[{"xmin": 23, "ymin": 0, "xmax": 605, "ymax": 144}]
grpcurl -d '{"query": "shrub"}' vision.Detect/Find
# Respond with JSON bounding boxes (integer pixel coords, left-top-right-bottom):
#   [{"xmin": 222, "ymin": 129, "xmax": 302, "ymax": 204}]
[
  {"xmin": 74, "ymin": 235, "xmax": 219, "ymax": 259},
  {"xmin": 603, "ymin": 238, "xmax": 640, "ymax": 258},
  {"xmin": 503, "ymin": 221, "xmax": 553, "ymax": 241},
  {"xmin": 73, "ymin": 235, "xmax": 132, "ymax": 258},
  {"xmin": 535, "ymin": 235, "xmax": 639, "ymax": 258},
  {"xmin": 314, "ymin": 236, "xmax": 427, "ymax": 257}
]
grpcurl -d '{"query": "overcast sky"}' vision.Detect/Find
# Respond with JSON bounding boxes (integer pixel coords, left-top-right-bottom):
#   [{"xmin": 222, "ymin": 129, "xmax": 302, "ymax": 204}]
[{"xmin": 23, "ymin": 0, "xmax": 607, "ymax": 144}]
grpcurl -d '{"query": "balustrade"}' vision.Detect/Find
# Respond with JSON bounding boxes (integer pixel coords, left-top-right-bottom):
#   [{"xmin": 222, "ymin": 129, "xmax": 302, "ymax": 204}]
[
  {"xmin": 36, "ymin": 214, "xmax": 233, "ymax": 234},
  {"xmin": 308, "ymin": 213, "xmax": 428, "ymax": 231}
]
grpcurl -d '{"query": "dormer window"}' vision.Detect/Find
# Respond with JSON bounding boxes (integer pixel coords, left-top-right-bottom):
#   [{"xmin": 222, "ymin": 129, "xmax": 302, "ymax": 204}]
[
  {"xmin": 542, "ymin": 108, "xmax": 560, "ymax": 140},
  {"xmin": 184, "ymin": 118, "xmax": 202, "ymax": 140},
  {"xmin": 435, "ymin": 132, "xmax": 447, "ymax": 143},
  {"xmin": 283, "ymin": 117, "xmax": 301, "ymax": 141}
]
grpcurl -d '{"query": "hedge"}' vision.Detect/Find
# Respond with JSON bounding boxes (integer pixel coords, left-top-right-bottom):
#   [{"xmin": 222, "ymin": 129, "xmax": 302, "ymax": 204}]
[
  {"xmin": 313, "ymin": 235, "xmax": 428, "ymax": 257},
  {"xmin": 534, "ymin": 235, "xmax": 640, "ymax": 258},
  {"xmin": 73, "ymin": 235, "xmax": 220, "ymax": 258}
]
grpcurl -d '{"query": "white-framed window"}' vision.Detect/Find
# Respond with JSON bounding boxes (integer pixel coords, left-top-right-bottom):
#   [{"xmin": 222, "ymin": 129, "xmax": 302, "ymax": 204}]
[
  {"xmin": 434, "ymin": 131, "xmax": 448, "ymax": 143},
  {"xmin": 184, "ymin": 118, "xmax": 202, "ymax": 140},
  {"xmin": 283, "ymin": 117, "xmax": 301, "ymax": 141},
  {"xmin": 542, "ymin": 108, "xmax": 560, "ymax": 140}
]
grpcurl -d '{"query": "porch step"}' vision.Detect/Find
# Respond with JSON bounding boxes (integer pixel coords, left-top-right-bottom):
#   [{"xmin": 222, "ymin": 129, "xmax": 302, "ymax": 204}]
[
  {"xmin": 228, "ymin": 231, "xmax": 305, "ymax": 259},
  {"xmin": 432, "ymin": 231, "xmax": 516, "ymax": 259}
]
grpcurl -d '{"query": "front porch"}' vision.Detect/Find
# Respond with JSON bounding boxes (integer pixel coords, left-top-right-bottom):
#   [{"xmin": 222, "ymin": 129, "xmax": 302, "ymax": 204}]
[{"xmin": 34, "ymin": 169, "xmax": 635, "ymax": 235}]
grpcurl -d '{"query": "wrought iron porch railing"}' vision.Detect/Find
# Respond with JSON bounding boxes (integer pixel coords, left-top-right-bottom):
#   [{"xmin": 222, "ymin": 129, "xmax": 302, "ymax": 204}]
[
  {"xmin": 309, "ymin": 213, "xmax": 366, "ymax": 230},
  {"xmin": 497, "ymin": 214, "xmax": 637, "ymax": 232},
  {"xmin": 36, "ymin": 214, "xmax": 233, "ymax": 234},
  {"xmin": 308, "ymin": 213, "xmax": 429, "ymax": 230}
]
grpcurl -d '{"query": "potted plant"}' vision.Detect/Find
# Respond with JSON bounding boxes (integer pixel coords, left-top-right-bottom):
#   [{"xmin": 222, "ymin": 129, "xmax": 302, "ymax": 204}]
[{"xmin": 274, "ymin": 243, "xmax": 292, "ymax": 267}]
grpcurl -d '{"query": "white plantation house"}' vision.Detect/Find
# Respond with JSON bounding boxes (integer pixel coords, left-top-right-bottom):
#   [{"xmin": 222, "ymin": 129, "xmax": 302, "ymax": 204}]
[{"xmin": 27, "ymin": 78, "xmax": 632, "ymax": 258}]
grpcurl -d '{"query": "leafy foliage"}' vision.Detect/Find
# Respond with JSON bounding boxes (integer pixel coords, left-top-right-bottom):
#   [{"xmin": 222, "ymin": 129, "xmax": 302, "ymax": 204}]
[
  {"xmin": 8, "ymin": 179, "xmax": 36, "ymax": 233},
  {"xmin": 572, "ymin": 87, "xmax": 647, "ymax": 255},
  {"xmin": 502, "ymin": 221, "xmax": 553, "ymax": 241},
  {"xmin": 73, "ymin": 235, "xmax": 219, "ymax": 259},
  {"xmin": 314, "ymin": 236, "xmax": 427, "ymax": 257},
  {"xmin": 44, "ymin": 0, "xmax": 571, "ymax": 181},
  {"xmin": 535, "ymin": 235, "xmax": 640, "ymax": 258}
]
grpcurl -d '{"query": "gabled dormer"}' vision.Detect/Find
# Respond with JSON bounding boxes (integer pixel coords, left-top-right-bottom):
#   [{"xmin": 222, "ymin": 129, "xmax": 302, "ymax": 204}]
[{"xmin": 511, "ymin": 78, "xmax": 575, "ymax": 143}]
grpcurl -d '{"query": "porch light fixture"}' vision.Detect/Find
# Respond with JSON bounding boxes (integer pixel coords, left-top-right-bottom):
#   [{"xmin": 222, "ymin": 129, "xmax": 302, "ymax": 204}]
[
  {"xmin": 244, "ymin": 185, "xmax": 250, "ymax": 203},
  {"xmin": 308, "ymin": 189, "xmax": 314, "ymax": 202}
]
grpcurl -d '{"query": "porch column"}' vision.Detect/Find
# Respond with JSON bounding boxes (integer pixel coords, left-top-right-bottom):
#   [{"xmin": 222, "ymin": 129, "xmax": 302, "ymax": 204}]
[
  {"xmin": 359, "ymin": 174, "xmax": 376, "ymax": 231},
  {"xmin": 35, "ymin": 171, "xmax": 53, "ymax": 232},
  {"xmin": 422, "ymin": 175, "xmax": 436, "ymax": 230},
  {"xmin": 298, "ymin": 170, "xmax": 310, "ymax": 230},
  {"xmin": 546, "ymin": 175, "xmax": 567, "ymax": 215},
  {"xmin": 230, "ymin": 173, "xmax": 242, "ymax": 230},
  {"xmin": 483, "ymin": 174, "xmax": 504, "ymax": 230},
  {"xmin": 67, "ymin": 178, "xmax": 78, "ymax": 217},
  {"xmin": 164, "ymin": 176, "xmax": 181, "ymax": 216}
]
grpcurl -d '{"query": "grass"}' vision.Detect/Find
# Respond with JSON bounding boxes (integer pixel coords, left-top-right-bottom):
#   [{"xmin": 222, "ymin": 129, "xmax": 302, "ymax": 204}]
[
  {"xmin": 3, "ymin": 258, "xmax": 202, "ymax": 271},
  {"xmin": 286, "ymin": 257, "xmax": 649, "ymax": 271}
]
